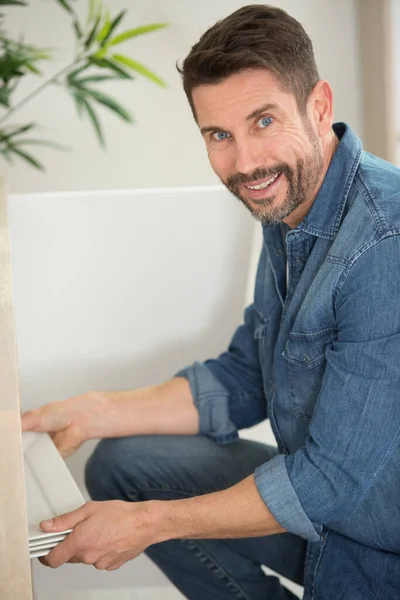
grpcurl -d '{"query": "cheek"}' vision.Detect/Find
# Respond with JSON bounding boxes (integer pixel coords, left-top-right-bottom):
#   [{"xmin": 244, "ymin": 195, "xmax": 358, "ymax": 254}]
[
  {"xmin": 272, "ymin": 139, "xmax": 308, "ymax": 167},
  {"xmin": 207, "ymin": 145, "xmax": 232, "ymax": 178}
]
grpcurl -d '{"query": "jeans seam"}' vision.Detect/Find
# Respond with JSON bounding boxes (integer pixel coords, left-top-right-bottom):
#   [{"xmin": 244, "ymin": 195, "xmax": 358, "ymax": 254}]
[{"xmin": 182, "ymin": 539, "xmax": 253, "ymax": 600}]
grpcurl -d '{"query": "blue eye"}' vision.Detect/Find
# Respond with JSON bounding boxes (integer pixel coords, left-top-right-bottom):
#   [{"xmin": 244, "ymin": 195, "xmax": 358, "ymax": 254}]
[
  {"xmin": 212, "ymin": 131, "xmax": 230, "ymax": 141},
  {"xmin": 258, "ymin": 116, "xmax": 273, "ymax": 128}
]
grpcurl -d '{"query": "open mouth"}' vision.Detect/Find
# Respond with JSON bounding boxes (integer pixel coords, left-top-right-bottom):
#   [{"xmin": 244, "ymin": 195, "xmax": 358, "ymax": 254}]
[
  {"xmin": 242, "ymin": 172, "xmax": 283, "ymax": 199},
  {"xmin": 245, "ymin": 172, "xmax": 281, "ymax": 190}
]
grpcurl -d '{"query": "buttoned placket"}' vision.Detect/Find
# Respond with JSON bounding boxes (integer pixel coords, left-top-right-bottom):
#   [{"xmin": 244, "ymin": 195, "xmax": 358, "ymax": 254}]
[{"xmin": 264, "ymin": 227, "xmax": 312, "ymax": 454}]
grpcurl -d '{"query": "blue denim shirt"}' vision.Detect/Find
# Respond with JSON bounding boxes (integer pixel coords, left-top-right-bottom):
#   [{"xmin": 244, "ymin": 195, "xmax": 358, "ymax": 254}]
[{"xmin": 176, "ymin": 123, "xmax": 400, "ymax": 553}]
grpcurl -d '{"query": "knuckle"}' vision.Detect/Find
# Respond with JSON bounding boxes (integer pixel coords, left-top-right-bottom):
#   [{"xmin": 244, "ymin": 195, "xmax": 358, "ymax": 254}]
[{"xmin": 82, "ymin": 552, "xmax": 96, "ymax": 565}]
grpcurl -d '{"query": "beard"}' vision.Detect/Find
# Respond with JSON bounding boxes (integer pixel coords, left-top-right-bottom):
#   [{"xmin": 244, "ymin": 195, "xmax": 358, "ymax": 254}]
[{"xmin": 223, "ymin": 128, "xmax": 325, "ymax": 226}]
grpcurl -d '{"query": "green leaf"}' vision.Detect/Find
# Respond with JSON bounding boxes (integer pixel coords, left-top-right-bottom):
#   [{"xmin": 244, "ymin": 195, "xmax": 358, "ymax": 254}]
[
  {"xmin": 80, "ymin": 96, "xmax": 105, "ymax": 147},
  {"xmin": 25, "ymin": 62, "xmax": 41, "ymax": 74},
  {"xmin": 30, "ymin": 50, "xmax": 52, "ymax": 60},
  {"xmin": 0, "ymin": 87, "xmax": 11, "ymax": 107},
  {"xmin": 73, "ymin": 20, "xmax": 83, "ymax": 39},
  {"xmin": 0, "ymin": 40, "xmax": 52, "ymax": 85},
  {"xmin": 71, "ymin": 92, "xmax": 85, "ymax": 117},
  {"xmin": 83, "ymin": 87, "xmax": 132, "ymax": 122},
  {"xmin": 87, "ymin": 0, "xmax": 102, "ymax": 24},
  {"xmin": 109, "ymin": 23, "xmax": 167, "ymax": 46},
  {"xmin": 85, "ymin": 15, "xmax": 101, "ymax": 48},
  {"xmin": 67, "ymin": 62, "xmax": 89, "ymax": 82},
  {"xmin": 88, "ymin": 56, "xmax": 132, "ymax": 79},
  {"xmin": 96, "ymin": 10, "xmax": 111, "ymax": 42},
  {"xmin": 74, "ymin": 74, "xmax": 120, "ymax": 85},
  {"xmin": 92, "ymin": 47, "xmax": 107, "ymax": 59},
  {"xmin": 87, "ymin": 0, "xmax": 96, "ymax": 24},
  {"xmin": 55, "ymin": 0, "xmax": 74, "ymax": 14},
  {"xmin": 100, "ymin": 10, "xmax": 126, "ymax": 46},
  {"xmin": 11, "ymin": 147, "xmax": 44, "ymax": 170},
  {"xmin": 16, "ymin": 138, "xmax": 70, "ymax": 151},
  {"xmin": 0, "ymin": 123, "xmax": 35, "ymax": 141},
  {"xmin": 112, "ymin": 54, "xmax": 166, "ymax": 87},
  {"xmin": 0, "ymin": 0, "xmax": 27, "ymax": 5}
]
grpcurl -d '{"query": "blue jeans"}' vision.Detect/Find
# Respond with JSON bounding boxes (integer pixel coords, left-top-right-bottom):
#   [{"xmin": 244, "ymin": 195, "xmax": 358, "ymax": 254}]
[
  {"xmin": 85, "ymin": 434, "xmax": 304, "ymax": 599},
  {"xmin": 85, "ymin": 435, "xmax": 400, "ymax": 599}
]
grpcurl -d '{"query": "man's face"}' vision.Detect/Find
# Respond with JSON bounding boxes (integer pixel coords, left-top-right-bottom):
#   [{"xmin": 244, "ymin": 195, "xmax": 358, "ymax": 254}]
[{"xmin": 193, "ymin": 69, "xmax": 325, "ymax": 226}]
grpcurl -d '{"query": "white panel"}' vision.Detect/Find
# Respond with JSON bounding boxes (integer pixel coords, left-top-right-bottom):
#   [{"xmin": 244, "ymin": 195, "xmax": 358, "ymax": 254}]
[{"xmin": 10, "ymin": 185, "xmax": 255, "ymax": 594}]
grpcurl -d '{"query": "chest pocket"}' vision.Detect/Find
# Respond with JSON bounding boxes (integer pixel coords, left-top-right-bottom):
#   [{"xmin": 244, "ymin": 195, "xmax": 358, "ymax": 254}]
[{"xmin": 282, "ymin": 328, "xmax": 336, "ymax": 420}]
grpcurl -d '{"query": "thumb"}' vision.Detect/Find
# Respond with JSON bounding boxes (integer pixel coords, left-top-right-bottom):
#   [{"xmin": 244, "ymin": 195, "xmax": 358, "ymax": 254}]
[
  {"xmin": 40, "ymin": 503, "xmax": 87, "ymax": 532},
  {"xmin": 21, "ymin": 409, "xmax": 42, "ymax": 432},
  {"xmin": 21, "ymin": 401, "xmax": 70, "ymax": 434}
]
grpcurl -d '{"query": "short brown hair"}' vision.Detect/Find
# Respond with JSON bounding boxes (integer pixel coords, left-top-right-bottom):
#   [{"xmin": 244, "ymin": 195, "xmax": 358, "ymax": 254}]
[{"xmin": 177, "ymin": 4, "xmax": 320, "ymax": 118}]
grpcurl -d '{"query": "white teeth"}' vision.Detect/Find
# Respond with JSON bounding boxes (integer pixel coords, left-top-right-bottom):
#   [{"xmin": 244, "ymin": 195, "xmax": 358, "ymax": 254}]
[{"xmin": 247, "ymin": 173, "xmax": 280, "ymax": 190}]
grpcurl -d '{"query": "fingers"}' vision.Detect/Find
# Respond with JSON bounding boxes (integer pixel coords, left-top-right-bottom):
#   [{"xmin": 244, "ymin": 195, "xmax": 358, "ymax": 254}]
[
  {"xmin": 21, "ymin": 401, "xmax": 70, "ymax": 434},
  {"xmin": 50, "ymin": 428, "xmax": 83, "ymax": 458},
  {"xmin": 40, "ymin": 502, "xmax": 88, "ymax": 533},
  {"xmin": 93, "ymin": 552, "xmax": 119, "ymax": 570},
  {"xmin": 39, "ymin": 535, "xmax": 76, "ymax": 568}
]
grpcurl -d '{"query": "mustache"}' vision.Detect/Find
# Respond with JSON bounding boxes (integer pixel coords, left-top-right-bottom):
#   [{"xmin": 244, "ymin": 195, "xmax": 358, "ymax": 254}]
[{"xmin": 227, "ymin": 164, "xmax": 292, "ymax": 188}]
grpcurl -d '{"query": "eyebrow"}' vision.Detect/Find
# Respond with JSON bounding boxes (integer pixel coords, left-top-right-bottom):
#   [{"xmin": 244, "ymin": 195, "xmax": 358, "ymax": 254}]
[{"xmin": 200, "ymin": 102, "xmax": 280, "ymax": 136}]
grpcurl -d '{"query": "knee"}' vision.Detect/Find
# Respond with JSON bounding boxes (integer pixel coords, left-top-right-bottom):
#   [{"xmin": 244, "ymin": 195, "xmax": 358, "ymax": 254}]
[
  {"xmin": 84, "ymin": 434, "xmax": 205, "ymax": 503},
  {"xmin": 84, "ymin": 437, "xmax": 138, "ymax": 501}
]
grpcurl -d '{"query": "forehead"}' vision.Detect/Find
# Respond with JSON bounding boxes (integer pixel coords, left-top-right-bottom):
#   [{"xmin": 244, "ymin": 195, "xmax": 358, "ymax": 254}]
[{"xmin": 192, "ymin": 69, "xmax": 295, "ymax": 126}]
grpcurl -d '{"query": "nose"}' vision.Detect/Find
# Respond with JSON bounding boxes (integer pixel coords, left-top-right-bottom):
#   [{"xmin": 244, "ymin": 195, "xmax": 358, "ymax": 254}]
[{"xmin": 233, "ymin": 137, "xmax": 265, "ymax": 176}]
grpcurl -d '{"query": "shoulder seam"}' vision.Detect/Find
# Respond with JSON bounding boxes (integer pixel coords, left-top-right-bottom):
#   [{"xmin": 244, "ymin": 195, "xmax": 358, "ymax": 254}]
[
  {"xmin": 355, "ymin": 170, "xmax": 390, "ymax": 236},
  {"xmin": 333, "ymin": 232, "xmax": 400, "ymax": 304}
]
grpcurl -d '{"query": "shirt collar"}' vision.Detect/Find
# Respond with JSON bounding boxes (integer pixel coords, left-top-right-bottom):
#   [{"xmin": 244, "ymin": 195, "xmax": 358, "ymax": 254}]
[{"xmin": 296, "ymin": 122, "xmax": 363, "ymax": 240}]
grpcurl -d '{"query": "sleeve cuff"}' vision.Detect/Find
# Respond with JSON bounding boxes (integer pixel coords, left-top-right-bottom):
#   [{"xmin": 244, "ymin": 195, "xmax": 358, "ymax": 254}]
[
  {"xmin": 254, "ymin": 454, "xmax": 322, "ymax": 542},
  {"xmin": 175, "ymin": 361, "xmax": 238, "ymax": 444}
]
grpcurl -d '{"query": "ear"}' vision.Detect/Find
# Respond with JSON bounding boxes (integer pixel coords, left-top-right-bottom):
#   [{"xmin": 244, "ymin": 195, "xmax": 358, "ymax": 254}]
[{"xmin": 309, "ymin": 80, "xmax": 334, "ymax": 137}]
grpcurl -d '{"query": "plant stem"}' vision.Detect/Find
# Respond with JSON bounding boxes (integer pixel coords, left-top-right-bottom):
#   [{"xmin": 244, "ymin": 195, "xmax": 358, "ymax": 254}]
[{"xmin": 0, "ymin": 59, "xmax": 83, "ymax": 126}]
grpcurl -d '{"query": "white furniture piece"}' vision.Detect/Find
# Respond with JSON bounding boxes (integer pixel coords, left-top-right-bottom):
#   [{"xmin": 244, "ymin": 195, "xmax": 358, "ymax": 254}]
[{"xmin": 23, "ymin": 431, "xmax": 85, "ymax": 559}]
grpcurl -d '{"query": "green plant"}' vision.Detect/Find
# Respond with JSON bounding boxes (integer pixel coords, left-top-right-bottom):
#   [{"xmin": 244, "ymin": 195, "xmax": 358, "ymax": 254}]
[{"xmin": 0, "ymin": 0, "xmax": 167, "ymax": 170}]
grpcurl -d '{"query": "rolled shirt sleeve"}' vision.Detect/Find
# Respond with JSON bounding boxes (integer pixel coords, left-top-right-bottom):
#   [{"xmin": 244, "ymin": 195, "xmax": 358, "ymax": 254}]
[{"xmin": 254, "ymin": 455, "xmax": 322, "ymax": 541}]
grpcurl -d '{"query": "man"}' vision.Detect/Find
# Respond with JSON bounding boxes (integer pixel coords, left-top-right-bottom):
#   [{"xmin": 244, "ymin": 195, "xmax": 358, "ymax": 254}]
[{"xmin": 22, "ymin": 5, "xmax": 400, "ymax": 599}]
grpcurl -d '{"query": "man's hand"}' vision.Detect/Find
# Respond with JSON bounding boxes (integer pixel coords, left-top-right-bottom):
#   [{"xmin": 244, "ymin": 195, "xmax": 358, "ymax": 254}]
[
  {"xmin": 21, "ymin": 392, "xmax": 109, "ymax": 458},
  {"xmin": 38, "ymin": 475, "xmax": 284, "ymax": 571},
  {"xmin": 21, "ymin": 378, "xmax": 198, "ymax": 458},
  {"xmin": 39, "ymin": 500, "xmax": 161, "ymax": 571}
]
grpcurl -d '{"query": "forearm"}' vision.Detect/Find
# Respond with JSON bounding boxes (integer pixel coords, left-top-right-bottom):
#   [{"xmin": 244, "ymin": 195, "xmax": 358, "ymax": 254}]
[
  {"xmin": 153, "ymin": 473, "xmax": 285, "ymax": 543},
  {"xmin": 94, "ymin": 377, "xmax": 199, "ymax": 439}
]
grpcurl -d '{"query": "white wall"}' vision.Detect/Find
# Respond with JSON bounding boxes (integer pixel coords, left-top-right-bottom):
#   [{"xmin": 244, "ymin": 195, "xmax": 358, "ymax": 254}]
[{"xmin": 3, "ymin": 0, "xmax": 362, "ymax": 194}]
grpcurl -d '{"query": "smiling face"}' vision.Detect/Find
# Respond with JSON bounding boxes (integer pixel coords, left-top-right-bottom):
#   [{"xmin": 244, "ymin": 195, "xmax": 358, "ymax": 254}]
[{"xmin": 193, "ymin": 69, "xmax": 336, "ymax": 227}]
